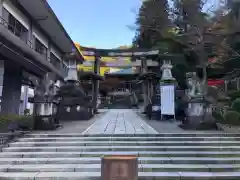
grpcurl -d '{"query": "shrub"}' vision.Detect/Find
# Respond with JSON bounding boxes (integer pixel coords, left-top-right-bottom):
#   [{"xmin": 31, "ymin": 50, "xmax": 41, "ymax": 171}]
[
  {"xmin": 16, "ymin": 116, "xmax": 34, "ymax": 130},
  {"xmin": 231, "ymin": 98, "xmax": 240, "ymax": 113},
  {"xmin": 228, "ymin": 90, "xmax": 240, "ymax": 101},
  {"xmin": 223, "ymin": 111, "xmax": 240, "ymax": 125},
  {"xmin": 212, "ymin": 111, "xmax": 224, "ymax": 122},
  {"xmin": 0, "ymin": 114, "xmax": 34, "ymax": 132}
]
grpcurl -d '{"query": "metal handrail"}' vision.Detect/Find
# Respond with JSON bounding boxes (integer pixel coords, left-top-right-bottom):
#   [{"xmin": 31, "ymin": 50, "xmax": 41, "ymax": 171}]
[{"xmin": 0, "ymin": 16, "xmax": 33, "ymax": 49}]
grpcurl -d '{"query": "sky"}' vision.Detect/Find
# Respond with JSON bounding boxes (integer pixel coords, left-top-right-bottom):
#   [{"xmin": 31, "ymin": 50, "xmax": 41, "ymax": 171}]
[
  {"xmin": 48, "ymin": 0, "xmax": 142, "ymax": 49},
  {"xmin": 47, "ymin": 0, "xmax": 220, "ymax": 49}
]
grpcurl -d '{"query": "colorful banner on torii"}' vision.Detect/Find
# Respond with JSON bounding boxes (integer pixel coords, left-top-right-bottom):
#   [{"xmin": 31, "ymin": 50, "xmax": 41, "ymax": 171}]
[{"xmin": 74, "ymin": 43, "xmax": 133, "ymax": 76}]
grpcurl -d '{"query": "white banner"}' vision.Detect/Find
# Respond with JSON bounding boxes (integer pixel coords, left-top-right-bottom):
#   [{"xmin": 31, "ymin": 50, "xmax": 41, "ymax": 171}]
[{"xmin": 160, "ymin": 85, "xmax": 175, "ymax": 115}]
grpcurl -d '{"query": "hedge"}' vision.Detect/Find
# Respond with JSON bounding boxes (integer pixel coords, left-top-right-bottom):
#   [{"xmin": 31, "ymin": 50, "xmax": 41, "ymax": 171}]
[
  {"xmin": 231, "ymin": 98, "xmax": 240, "ymax": 113},
  {"xmin": 228, "ymin": 90, "xmax": 240, "ymax": 101},
  {"xmin": 222, "ymin": 111, "xmax": 240, "ymax": 125},
  {"xmin": 0, "ymin": 115, "xmax": 34, "ymax": 132}
]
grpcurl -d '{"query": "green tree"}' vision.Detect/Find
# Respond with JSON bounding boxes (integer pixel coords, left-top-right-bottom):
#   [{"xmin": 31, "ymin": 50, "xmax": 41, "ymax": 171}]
[{"xmin": 133, "ymin": 0, "xmax": 171, "ymax": 49}]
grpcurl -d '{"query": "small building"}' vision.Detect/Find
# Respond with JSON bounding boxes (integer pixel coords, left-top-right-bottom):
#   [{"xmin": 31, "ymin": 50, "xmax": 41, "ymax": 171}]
[{"xmin": 0, "ymin": 0, "xmax": 83, "ymax": 114}]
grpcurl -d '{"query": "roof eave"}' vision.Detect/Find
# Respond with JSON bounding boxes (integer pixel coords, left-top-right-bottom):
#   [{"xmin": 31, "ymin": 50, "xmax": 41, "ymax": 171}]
[{"xmin": 40, "ymin": 0, "xmax": 84, "ymax": 61}]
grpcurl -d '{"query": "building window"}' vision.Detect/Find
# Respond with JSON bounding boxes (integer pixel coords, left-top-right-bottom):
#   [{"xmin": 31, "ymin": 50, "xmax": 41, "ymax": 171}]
[
  {"xmin": 2, "ymin": 8, "xmax": 28, "ymax": 43},
  {"xmin": 34, "ymin": 36, "xmax": 47, "ymax": 59},
  {"xmin": 50, "ymin": 53, "xmax": 60, "ymax": 68}
]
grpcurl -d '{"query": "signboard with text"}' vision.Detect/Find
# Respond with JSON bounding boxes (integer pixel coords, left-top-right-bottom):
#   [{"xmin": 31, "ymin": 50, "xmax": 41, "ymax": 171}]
[
  {"xmin": 160, "ymin": 85, "xmax": 175, "ymax": 115},
  {"xmin": 101, "ymin": 155, "xmax": 138, "ymax": 180}
]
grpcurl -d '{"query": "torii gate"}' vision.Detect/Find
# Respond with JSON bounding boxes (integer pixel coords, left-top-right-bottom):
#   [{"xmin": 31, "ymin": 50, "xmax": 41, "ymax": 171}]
[{"xmin": 78, "ymin": 46, "xmax": 178, "ymax": 111}]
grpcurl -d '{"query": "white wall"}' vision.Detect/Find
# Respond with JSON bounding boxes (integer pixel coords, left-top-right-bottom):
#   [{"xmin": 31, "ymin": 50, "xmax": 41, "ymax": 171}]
[
  {"xmin": 3, "ymin": 1, "xmax": 30, "ymax": 29},
  {"xmin": 32, "ymin": 26, "xmax": 48, "ymax": 48}
]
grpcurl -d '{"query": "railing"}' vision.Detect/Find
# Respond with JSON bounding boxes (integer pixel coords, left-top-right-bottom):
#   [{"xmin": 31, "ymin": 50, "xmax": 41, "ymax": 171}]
[
  {"xmin": 0, "ymin": 17, "xmax": 33, "ymax": 49},
  {"xmin": 0, "ymin": 16, "xmax": 69, "ymax": 77},
  {"xmin": 0, "ymin": 16, "xmax": 53, "ymax": 64}
]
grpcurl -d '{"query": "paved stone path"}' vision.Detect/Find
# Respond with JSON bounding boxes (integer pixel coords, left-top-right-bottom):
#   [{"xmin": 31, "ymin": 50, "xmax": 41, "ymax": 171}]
[
  {"xmin": 83, "ymin": 109, "xmax": 158, "ymax": 134},
  {"xmin": 35, "ymin": 110, "xmax": 108, "ymax": 134}
]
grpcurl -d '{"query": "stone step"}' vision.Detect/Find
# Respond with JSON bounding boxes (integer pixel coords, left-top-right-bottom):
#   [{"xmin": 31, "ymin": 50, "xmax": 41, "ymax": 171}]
[
  {"xmin": 25, "ymin": 133, "xmax": 240, "ymax": 137},
  {"xmin": 18, "ymin": 136, "xmax": 240, "ymax": 142},
  {"xmin": 141, "ymin": 164, "xmax": 240, "ymax": 172},
  {"xmin": 0, "ymin": 151, "xmax": 239, "ymax": 158},
  {"xmin": 4, "ymin": 145, "xmax": 240, "ymax": 152},
  {"xmin": 0, "ymin": 163, "xmax": 237, "ymax": 173},
  {"xmin": 0, "ymin": 171, "xmax": 240, "ymax": 179},
  {"xmin": 9, "ymin": 140, "xmax": 240, "ymax": 147},
  {"xmin": 1, "ymin": 157, "xmax": 240, "ymax": 165},
  {"xmin": 79, "ymin": 151, "xmax": 240, "ymax": 158},
  {"xmin": 2, "ymin": 156, "xmax": 240, "ymax": 165}
]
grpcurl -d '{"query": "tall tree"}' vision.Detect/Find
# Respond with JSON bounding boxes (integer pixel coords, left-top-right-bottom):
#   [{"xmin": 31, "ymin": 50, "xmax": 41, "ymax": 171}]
[{"xmin": 133, "ymin": 0, "xmax": 171, "ymax": 49}]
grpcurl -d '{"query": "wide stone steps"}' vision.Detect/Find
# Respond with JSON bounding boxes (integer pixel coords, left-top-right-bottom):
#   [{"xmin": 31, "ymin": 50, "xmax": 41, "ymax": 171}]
[
  {"xmin": 2, "ymin": 172, "xmax": 240, "ymax": 179},
  {"xmin": 0, "ymin": 163, "xmax": 239, "ymax": 173},
  {"xmin": 1, "ymin": 133, "xmax": 240, "ymax": 179},
  {"xmin": 1, "ymin": 151, "xmax": 240, "ymax": 158},
  {"xmin": 2, "ymin": 157, "xmax": 240, "ymax": 165},
  {"xmin": 4, "ymin": 146, "xmax": 240, "ymax": 152},
  {"xmin": 9, "ymin": 140, "xmax": 240, "ymax": 146}
]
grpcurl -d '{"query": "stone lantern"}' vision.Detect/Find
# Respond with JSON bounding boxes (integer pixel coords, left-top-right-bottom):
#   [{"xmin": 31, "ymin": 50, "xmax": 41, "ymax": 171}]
[{"xmin": 161, "ymin": 60, "xmax": 175, "ymax": 81}]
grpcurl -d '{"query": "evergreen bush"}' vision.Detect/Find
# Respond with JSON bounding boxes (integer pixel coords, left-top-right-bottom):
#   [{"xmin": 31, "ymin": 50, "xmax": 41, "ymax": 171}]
[
  {"xmin": 228, "ymin": 90, "xmax": 240, "ymax": 101},
  {"xmin": 231, "ymin": 98, "xmax": 240, "ymax": 113},
  {"xmin": 0, "ymin": 115, "xmax": 34, "ymax": 132},
  {"xmin": 212, "ymin": 111, "xmax": 224, "ymax": 122},
  {"xmin": 223, "ymin": 111, "xmax": 240, "ymax": 125}
]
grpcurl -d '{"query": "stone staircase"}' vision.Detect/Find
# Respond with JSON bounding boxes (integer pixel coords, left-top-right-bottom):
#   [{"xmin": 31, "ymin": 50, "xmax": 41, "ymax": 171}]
[{"xmin": 0, "ymin": 133, "xmax": 240, "ymax": 179}]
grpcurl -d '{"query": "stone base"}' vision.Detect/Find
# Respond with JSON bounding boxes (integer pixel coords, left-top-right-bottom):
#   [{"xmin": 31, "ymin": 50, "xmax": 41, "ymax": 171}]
[
  {"xmin": 34, "ymin": 115, "xmax": 57, "ymax": 130},
  {"xmin": 180, "ymin": 115, "xmax": 218, "ymax": 130},
  {"xmin": 57, "ymin": 107, "xmax": 94, "ymax": 121},
  {"xmin": 216, "ymin": 123, "xmax": 240, "ymax": 132}
]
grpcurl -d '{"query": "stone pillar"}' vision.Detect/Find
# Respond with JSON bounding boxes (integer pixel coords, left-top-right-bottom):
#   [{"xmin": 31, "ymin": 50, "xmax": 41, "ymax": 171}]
[
  {"xmin": 1, "ymin": 62, "xmax": 22, "ymax": 114},
  {"xmin": 141, "ymin": 58, "xmax": 148, "ymax": 109},
  {"xmin": 93, "ymin": 56, "xmax": 100, "ymax": 112},
  {"xmin": 22, "ymin": 86, "xmax": 29, "ymax": 114}
]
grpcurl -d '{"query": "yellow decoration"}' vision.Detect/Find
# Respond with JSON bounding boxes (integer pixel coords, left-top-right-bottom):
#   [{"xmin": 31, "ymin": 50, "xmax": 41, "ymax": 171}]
[
  {"xmin": 77, "ymin": 65, "xmax": 111, "ymax": 76},
  {"xmin": 74, "ymin": 43, "xmax": 133, "ymax": 76}
]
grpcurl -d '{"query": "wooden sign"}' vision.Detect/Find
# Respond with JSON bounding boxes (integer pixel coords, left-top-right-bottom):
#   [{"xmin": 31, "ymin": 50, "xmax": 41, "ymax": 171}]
[{"xmin": 101, "ymin": 155, "xmax": 138, "ymax": 180}]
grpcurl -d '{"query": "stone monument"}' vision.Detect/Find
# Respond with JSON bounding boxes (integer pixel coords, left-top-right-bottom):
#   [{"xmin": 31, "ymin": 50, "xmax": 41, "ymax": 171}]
[
  {"xmin": 32, "ymin": 73, "xmax": 59, "ymax": 130},
  {"xmin": 183, "ymin": 72, "xmax": 207, "ymax": 129},
  {"xmin": 56, "ymin": 65, "xmax": 94, "ymax": 121}
]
